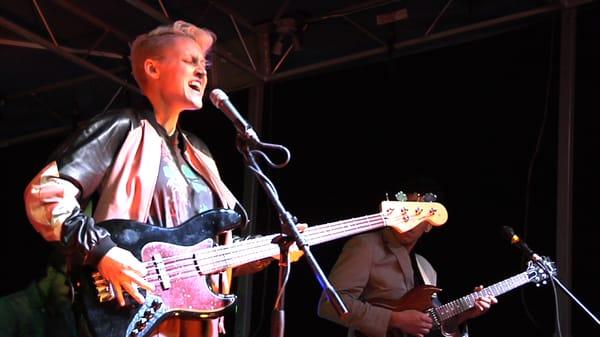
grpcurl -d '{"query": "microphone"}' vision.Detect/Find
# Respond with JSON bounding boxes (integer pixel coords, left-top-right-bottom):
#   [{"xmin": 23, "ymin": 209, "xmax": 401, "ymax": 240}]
[
  {"xmin": 209, "ymin": 88, "xmax": 259, "ymax": 143},
  {"xmin": 501, "ymin": 226, "xmax": 541, "ymax": 261}
]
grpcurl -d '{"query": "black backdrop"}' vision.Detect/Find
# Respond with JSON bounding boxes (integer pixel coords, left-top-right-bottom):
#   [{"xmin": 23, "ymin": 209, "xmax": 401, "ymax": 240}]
[{"xmin": 1, "ymin": 13, "xmax": 598, "ymax": 337}]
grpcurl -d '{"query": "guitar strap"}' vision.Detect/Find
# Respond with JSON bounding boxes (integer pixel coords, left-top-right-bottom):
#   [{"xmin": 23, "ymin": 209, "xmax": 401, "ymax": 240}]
[{"xmin": 415, "ymin": 254, "xmax": 436, "ymax": 286}]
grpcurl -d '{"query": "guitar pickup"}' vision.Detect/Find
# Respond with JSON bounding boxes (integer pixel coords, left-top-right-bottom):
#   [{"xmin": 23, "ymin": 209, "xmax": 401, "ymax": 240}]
[{"xmin": 151, "ymin": 253, "xmax": 171, "ymax": 289}]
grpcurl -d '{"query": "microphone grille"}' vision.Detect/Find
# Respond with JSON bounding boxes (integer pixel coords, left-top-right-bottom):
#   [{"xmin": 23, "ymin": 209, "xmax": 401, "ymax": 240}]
[
  {"xmin": 501, "ymin": 226, "xmax": 514, "ymax": 236},
  {"xmin": 209, "ymin": 88, "xmax": 228, "ymax": 107},
  {"xmin": 501, "ymin": 226, "xmax": 522, "ymax": 245}
]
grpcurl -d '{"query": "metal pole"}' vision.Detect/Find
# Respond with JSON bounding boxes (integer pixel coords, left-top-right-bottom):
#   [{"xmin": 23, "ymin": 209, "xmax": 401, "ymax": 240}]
[
  {"xmin": 0, "ymin": 16, "xmax": 141, "ymax": 94},
  {"xmin": 556, "ymin": 5, "xmax": 577, "ymax": 337}
]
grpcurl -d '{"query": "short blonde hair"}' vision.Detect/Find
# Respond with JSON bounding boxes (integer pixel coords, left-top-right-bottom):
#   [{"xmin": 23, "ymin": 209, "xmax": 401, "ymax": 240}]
[{"xmin": 130, "ymin": 20, "xmax": 216, "ymax": 91}]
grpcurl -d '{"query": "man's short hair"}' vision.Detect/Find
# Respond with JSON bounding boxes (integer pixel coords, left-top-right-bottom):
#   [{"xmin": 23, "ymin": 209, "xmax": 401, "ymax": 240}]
[{"xmin": 130, "ymin": 20, "xmax": 216, "ymax": 91}]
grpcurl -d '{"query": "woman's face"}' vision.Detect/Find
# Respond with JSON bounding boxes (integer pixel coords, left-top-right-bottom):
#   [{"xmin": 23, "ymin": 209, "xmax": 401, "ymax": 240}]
[{"xmin": 153, "ymin": 36, "xmax": 208, "ymax": 111}]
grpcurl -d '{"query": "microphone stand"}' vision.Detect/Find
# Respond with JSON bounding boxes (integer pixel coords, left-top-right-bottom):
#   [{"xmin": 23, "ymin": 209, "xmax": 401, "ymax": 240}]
[
  {"xmin": 543, "ymin": 269, "xmax": 600, "ymax": 327},
  {"xmin": 271, "ymin": 236, "xmax": 292, "ymax": 337},
  {"xmin": 517, "ymin": 242, "xmax": 600, "ymax": 328},
  {"xmin": 234, "ymin": 130, "xmax": 348, "ymax": 337}
]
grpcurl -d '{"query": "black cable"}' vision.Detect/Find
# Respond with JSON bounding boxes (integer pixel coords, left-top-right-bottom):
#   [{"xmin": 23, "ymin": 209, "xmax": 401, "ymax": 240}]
[{"xmin": 520, "ymin": 14, "xmax": 558, "ymax": 335}]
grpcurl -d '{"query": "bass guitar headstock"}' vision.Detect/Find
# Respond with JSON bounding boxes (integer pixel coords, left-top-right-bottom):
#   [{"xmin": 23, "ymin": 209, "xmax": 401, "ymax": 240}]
[{"xmin": 380, "ymin": 200, "xmax": 448, "ymax": 233}]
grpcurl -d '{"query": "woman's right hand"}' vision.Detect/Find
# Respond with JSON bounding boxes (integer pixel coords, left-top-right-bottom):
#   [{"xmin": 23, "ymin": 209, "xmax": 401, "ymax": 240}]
[{"xmin": 97, "ymin": 247, "xmax": 155, "ymax": 306}]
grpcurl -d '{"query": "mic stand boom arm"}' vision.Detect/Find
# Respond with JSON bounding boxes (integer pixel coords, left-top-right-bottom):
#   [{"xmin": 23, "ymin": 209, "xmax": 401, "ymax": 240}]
[
  {"xmin": 531, "ymin": 254, "xmax": 600, "ymax": 327},
  {"xmin": 504, "ymin": 227, "xmax": 600, "ymax": 327},
  {"xmin": 545, "ymin": 270, "xmax": 600, "ymax": 327},
  {"xmin": 235, "ymin": 135, "xmax": 349, "ymax": 337}
]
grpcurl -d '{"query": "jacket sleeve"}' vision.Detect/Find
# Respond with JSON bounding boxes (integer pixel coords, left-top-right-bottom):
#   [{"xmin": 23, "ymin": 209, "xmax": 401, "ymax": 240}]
[
  {"xmin": 317, "ymin": 235, "xmax": 392, "ymax": 337},
  {"xmin": 231, "ymin": 234, "xmax": 274, "ymax": 277},
  {"xmin": 24, "ymin": 109, "xmax": 137, "ymax": 266}
]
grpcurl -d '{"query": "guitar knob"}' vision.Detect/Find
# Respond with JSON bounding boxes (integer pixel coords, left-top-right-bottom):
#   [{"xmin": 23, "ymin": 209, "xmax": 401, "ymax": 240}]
[
  {"xmin": 151, "ymin": 300, "xmax": 162, "ymax": 310},
  {"xmin": 135, "ymin": 319, "xmax": 147, "ymax": 330}
]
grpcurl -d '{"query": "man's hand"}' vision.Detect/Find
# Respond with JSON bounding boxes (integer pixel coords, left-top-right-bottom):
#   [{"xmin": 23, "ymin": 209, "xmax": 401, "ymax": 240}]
[
  {"xmin": 97, "ymin": 247, "xmax": 155, "ymax": 306},
  {"xmin": 458, "ymin": 285, "xmax": 498, "ymax": 323},
  {"xmin": 389, "ymin": 309, "xmax": 433, "ymax": 337}
]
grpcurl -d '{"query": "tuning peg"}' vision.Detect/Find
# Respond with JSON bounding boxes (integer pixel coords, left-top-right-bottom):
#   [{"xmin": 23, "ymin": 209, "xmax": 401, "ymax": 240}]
[
  {"xmin": 422, "ymin": 192, "xmax": 438, "ymax": 202},
  {"xmin": 395, "ymin": 191, "xmax": 407, "ymax": 202}
]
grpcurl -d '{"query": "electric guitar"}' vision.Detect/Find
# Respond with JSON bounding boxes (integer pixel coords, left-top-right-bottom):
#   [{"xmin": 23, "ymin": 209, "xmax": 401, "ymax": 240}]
[
  {"xmin": 362, "ymin": 257, "xmax": 557, "ymax": 337},
  {"xmin": 74, "ymin": 200, "xmax": 447, "ymax": 337}
]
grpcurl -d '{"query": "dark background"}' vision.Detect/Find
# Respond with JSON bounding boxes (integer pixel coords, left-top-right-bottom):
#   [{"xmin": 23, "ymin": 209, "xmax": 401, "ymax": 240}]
[{"xmin": 1, "ymin": 5, "xmax": 599, "ymax": 337}]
